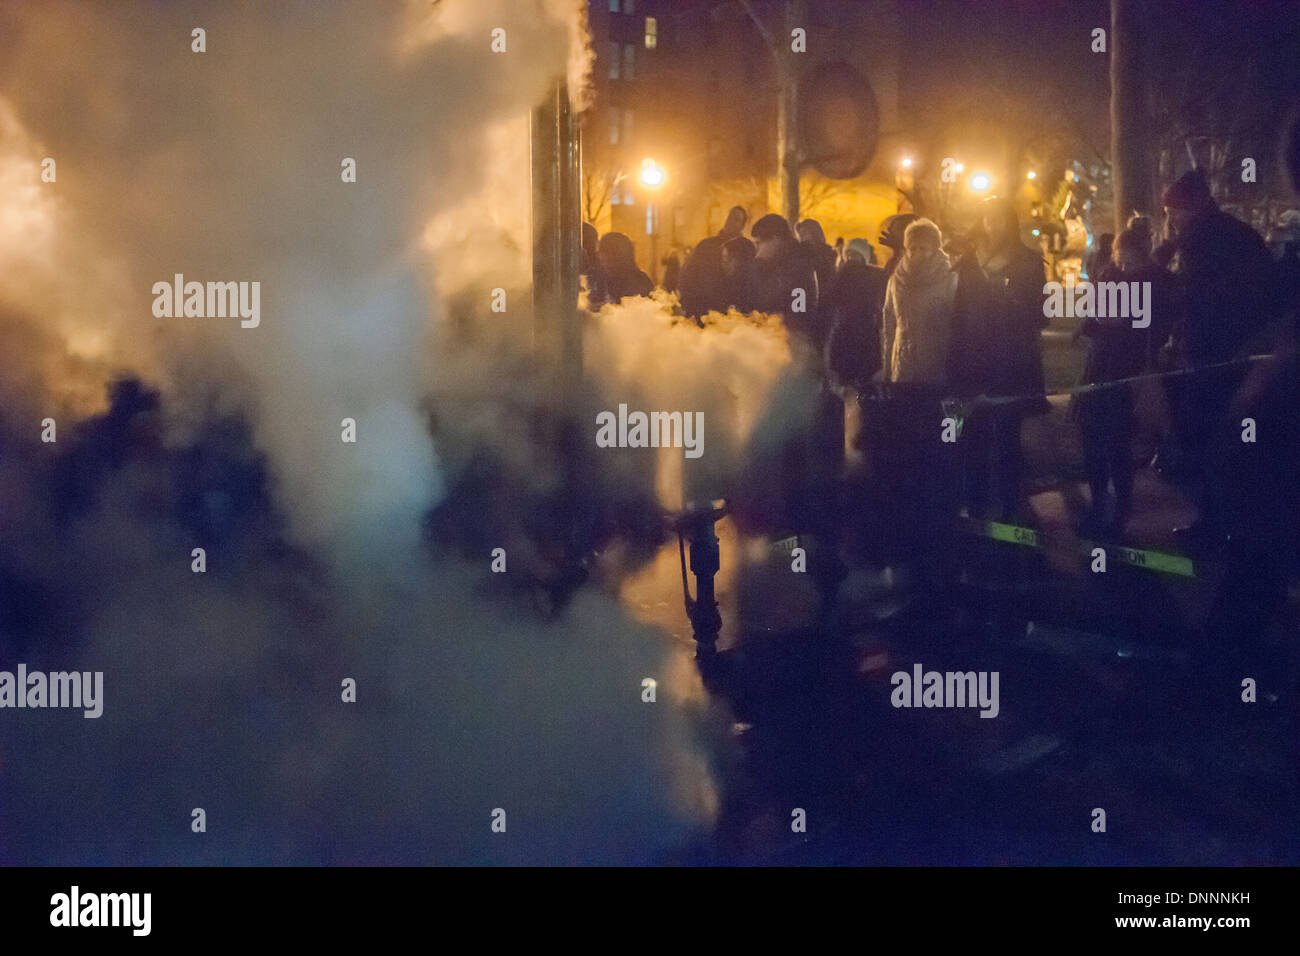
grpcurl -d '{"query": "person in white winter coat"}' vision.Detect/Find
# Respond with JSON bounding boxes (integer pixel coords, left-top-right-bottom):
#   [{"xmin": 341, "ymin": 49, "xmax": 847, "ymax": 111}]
[{"xmin": 880, "ymin": 218, "xmax": 957, "ymax": 385}]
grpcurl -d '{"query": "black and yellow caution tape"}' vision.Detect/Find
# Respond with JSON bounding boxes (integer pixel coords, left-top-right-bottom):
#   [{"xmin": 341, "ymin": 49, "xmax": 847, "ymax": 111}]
[
  {"xmin": 865, "ymin": 352, "xmax": 1279, "ymax": 412},
  {"xmin": 959, "ymin": 517, "xmax": 1197, "ymax": 578}
]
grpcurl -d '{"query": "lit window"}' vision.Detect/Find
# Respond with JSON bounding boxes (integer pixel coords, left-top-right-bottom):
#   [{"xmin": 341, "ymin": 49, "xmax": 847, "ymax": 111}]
[
  {"xmin": 608, "ymin": 42, "xmax": 619, "ymax": 79},
  {"xmin": 623, "ymin": 44, "xmax": 635, "ymax": 79},
  {"xmin": 609, "ymin": 111, "xmax": 620, "ymax": 145},
  {"xmin": 624, "ymin": 184, "xmax": 635, "ymax": 205},
  {"xmin": 645, "ymin": 17, "xmax": 657, "ymax": 49},
  {"xmin": 609, "ymin": 0, "xmax": 619, "ymax": 12},
  {"xmin": 623, "ymin": 109, "xmax": 633, "ymax": 144},
  {"xmin": 646, "ymin": 203, "xmax": 654, "ymax": 235}
]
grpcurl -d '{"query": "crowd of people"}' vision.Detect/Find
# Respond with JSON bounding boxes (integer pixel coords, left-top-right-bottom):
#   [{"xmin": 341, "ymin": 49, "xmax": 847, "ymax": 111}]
[{"xmin": 580, "ymin": 168, "xmax": 1299, "ymax": 570}]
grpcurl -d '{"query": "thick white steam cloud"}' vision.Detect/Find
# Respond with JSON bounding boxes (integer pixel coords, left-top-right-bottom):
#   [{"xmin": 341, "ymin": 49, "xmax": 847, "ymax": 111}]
[{"xmin": 0, "ymin": 0, "xmax": 740, "ymax": 864}]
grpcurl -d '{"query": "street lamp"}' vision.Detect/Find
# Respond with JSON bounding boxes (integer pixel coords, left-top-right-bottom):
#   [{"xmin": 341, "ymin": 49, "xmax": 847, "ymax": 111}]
[
  {"xmin": 640, "ymin": 159, "xmax": 665, "ymax": 282},
  {"xmin": 1026, "ymin": 170, "xmax": 1037, "ymax": 180},
  {"xmin": 640, "ymin": 158, "xmax": 665, "ymax": 187},
  {"xmin": 896, "ymin": 156, "xmax": 915, "ymax": 209},
  {"xmin": 969, "ymin": 172, "xmax": 992, "ymax": 192}
]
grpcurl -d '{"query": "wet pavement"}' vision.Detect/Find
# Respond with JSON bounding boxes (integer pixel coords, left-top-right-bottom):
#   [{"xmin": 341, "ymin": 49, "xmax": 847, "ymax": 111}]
[{"xmin": 624, "ymin": 472, "xmax": 1300, "ymax": 866}]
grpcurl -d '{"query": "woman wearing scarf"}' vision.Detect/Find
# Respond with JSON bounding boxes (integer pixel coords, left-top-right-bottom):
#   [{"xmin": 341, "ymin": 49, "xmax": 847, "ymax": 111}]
[
  {"xmin": 873, "ymin": 218, "xmax": 960, "ymax": 592},
  {"xmin": 881, "ymin": 218, "xmax": 958, "ymax": 384}
]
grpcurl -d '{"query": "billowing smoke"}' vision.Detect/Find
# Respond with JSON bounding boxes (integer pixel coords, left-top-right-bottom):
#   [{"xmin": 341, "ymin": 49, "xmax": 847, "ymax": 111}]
[{"xmin": 0, "ymin": 0, "xmax": 743, "ymax": 864}]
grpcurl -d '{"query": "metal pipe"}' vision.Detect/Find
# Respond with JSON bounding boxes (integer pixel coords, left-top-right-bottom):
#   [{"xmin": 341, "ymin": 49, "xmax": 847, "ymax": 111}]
[{"xmin": 531, "ymin": 77, "xmax": 583, "ymax": 386}]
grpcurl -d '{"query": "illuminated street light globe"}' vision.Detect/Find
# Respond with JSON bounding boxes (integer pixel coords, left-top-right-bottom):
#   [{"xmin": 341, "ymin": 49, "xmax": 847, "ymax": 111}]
[
  {"xmin": 640, "ymin": 159, "xmax": 664, "ymax": 187},
  {"xmin": 970, "ymin": 172, "xmax": 992, "ymax": 192}
]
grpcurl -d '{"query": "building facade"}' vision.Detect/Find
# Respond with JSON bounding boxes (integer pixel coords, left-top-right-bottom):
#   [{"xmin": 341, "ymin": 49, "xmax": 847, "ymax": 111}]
[{"xmin": 584, "ymin": 0, "xmax": 904, "ymax": 278}]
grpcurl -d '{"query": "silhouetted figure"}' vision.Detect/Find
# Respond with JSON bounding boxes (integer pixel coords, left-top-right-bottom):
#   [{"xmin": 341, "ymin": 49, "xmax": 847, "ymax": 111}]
[
  {"xmin": 798, "ymin": 219, "xmax": 840, "ymax": 357},
  {"xmin": 1126, "ymin": 213, "xmax": 1155, "ymax": 256},
  {"xmin": 660, "ymin": 252, "xmax": 681, "ymax": 294},
  {"xmin": 580, "ymin": 221, "xmax": 605, "ymax": 304},
  {"xmin": 825, "ymin": 238, "xmax": 886, "ymax": 388},
  {"xmin": 720, "ymin": 236, "xmax": 756, "ymax": 313},
  {"xmin": 1085, "ymin": 232, "xmax": 1113, "ymax": 281},
  {"xmin": 1196, "ymin": 123, "xmax": 1300, "ymax": 712},
  {"xmin": 1070, "ymin": 226, "xmax": 1167, "ymax": 535},
  {"xmin": 1159, "ymin": 169, "xmax": 1279, "ymax": 545},
  {"xmin": 54, "ymin": 378, "xmax": 162, "ymax": 520},
  {"xmin": 595, "ymin": 232, "xmax": 653, "ymax": 306},
  {"xmin": 961, "ymin": 197, "xmax": 1049, "ymax": 520},
  {"xmin": 797, "ymin": 218, "xmax": 838, "ymax": 304},
  {"xmin": 679, "ymin": 205, "xmax": 747, "ymax": 318},
  {"xmin": 748, "ymin": 213, "xmax": 821, "ymax": 352}
]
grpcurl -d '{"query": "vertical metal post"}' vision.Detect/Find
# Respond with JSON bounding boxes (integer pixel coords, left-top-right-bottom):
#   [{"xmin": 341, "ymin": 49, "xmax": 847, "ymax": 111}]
[
  {"xmin": 778, "ymin": 0, "xmax": 806, "ymax": 227},
  {"xmin": 557, "ymin": 82, "xmax": 582, "ymax": 383},
  {"xmin": 531, "ymin": 77, "xmax": 583, "ymax": 388},
  {"xmin": 1110, "ymin": 0, "xmax": 1153, "ymax": 232},
  {"xmin": 679, "ymin": 518, "xmax": 721, "ymax": 651},
  {"xmin": 741, "ymin": 0, "xmax": 803, "ymax": 226}
]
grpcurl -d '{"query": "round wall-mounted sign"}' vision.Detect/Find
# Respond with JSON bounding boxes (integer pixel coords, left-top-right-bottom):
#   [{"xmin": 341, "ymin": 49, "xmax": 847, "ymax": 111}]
[{"xmin": 798, "ymin": 61, "xmax": 880, "ymax": 180}]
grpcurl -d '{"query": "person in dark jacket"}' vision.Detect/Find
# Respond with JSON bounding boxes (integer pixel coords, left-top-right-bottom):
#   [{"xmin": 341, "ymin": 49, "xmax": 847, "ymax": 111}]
[
  {"xmin": 798, "ymin": 218, "xmax": 840, "ymax": 358},
  {"xmin": 748, "ymin": 213, "xmax": 821, "ymax": 353},
  {"xmin": 955, "ymin": 197, "xmax": 1048, "ymax": 520},
  {"xmin": 660, "ymin": 252, "xmax": 681, "ymax": 294},
  {"xmin": 596, "ymin": 232, "xmax": 653, "ymax": 305},
  {"xmin": 1158, "ymin": 168, "xmax": 1279, "ymax": 544},
  {"xmin": 977, "ymin": 198, "xmax": 1049, "ymax": 400},
  {"xmin": 825, "ymin": 238, "xmax": 886, "ymax": 388},
  {"xmin": 1163, "ymin": 169, "xmax": 1276, "ymax": 367},
  {"xmin": 1085, "ymin": 232, "xmax": 1114, "ymax": 280},
  {"xmin": 1071, "ymin": 225, "xmax": 1169, "ymax": 535},
  {"xmin": 581, "ymin": 221, "xmax": 605, "ymax": 304},
  {"xmin": 797, "ymin": 218, "xmax": 839, "ymax": 303},
  {"xmin": 720, "ymin": 236, "xmax": 756, "ymax": 313},
  {"xmin": 679, "ymin": 205, "xmax": 747, "ymax": 317}
]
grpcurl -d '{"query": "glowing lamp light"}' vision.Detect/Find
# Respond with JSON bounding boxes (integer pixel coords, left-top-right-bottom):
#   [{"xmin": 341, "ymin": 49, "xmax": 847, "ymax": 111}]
[
  {"xmin": 954, "ymin": 162, "xmax": 965, "ymax": 173},
  {"xmin": 639, "ymin": 159, "xmax": 664, "ymax": 187},
  {"xmin": 1026, "ymin": 170, "xmax": 1037, "ymax": 180},
  {"xmin": 900, "ymin": 157, "xmax": 913, "ymax": 168},
  {"xmin": 969, "ymin": 172, "xmax": 992, "ymax": 192}
]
